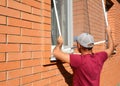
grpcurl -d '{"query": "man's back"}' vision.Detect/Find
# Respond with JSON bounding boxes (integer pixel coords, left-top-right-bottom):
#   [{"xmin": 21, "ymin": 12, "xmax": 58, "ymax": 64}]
[
  {"xmin": 53, "ymin": 26, "xmax": 113, "ymax": 86},
  {"xmin": 70, "ymin": 52, "xmax": 108, "ymax": 86}
]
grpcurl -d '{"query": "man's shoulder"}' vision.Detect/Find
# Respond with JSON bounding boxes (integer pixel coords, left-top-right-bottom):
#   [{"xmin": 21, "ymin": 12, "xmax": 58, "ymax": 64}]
[
  {"xmin": 94, "ymin": 51, "xmax": 108, "ymax": 62},
  {"xmin": 95, "ymin": 51, "xmax": 107, "ymax": 55}
]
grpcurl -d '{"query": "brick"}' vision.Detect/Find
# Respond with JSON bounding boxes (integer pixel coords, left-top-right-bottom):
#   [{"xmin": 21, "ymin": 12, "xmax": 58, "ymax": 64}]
[
  {"xmin": 50, "ymin": 75, "xmax": 62, "ymax": 83},
  {"xmin": 21, "ymin": 12, "xmax": 41, "ymax": 23},
  {"xmin": 22, "ymin": 20, "xmax": 32, "ymax": 29},
  {"xmin": 22, "ymin": 0, "xmax": 41, "ymax": 9},
  {"xmin": 0, "ymin": 34, "xmax": 6, "ymax": 43},
  {"xmin": 44, "ymin": 31, "xmax": 51, "ymax": 37},
  {"xmin": 32, "ymin": 80, "xmax": 42, "ymax": 86},
  {"xmin": 7, "ymin": 35, "xmax": 32, "ymax": 44},
  {"xmin": 36, "ymin": 45, "xmax": 44, "ymax": 51},
  {"xmin": 42, "ymin": 51, "xmax": 51, "ymax": 58},
  {"xmin": 0, "ymin": 25, "xmax": 20, "ymax": 35},
  {"xmin": 31, "ymin": 45, "xmax": 43, "ymax": 51},
  {"xmin": 0, "ymin": 72, "xmax": 6, "ymax": 81},
  {"xmin": 8, "ymin": 17, "xmax": 32, "ymax": 29},
  {"xmin": 21, "ymin": 59, "xmax": 41, "ymax": 68},
  {"xmin": 43, "ymin": 17, "xmax": 51, "ymax": 24},
  {"xmin": 0, "ymin": 61, "xmax": 20, "ymax": 71},
  {"xmin": 44, "ymin": 38, "xmax": 51, "ymax": 44},
  {"xmin": 32, "ymin": 51, "xmax": 42, "ymax": 59},
  {"xmin": 7, "ymin": 17, "xmax": 22, "ymax": 27},
  {"xmin": 0, "ymin": 81, "xmax": 6, "ymax": 86},
  {"xmin": 33, "ymin": 66, "xmax": 44, "ymax": 74},
  {"xmin": 0, "ymin": 15, "xmax": 6, "ymax": 24},
  {"xmin": 21, "ymin": 68, "xmax": 32, "ymax": 77},
  {"xmin": 7, "ymin": 69, "xmax": 21, "ymax": 79},
  {"xmin": 43, "ymin": 58, "xmax": 51, "ymax": 65},
  {"xmin": 0, "ymin": 53, "xmax": 5, "ymax": 62},
  {"xmin": 22, "ymin": 83, "xmax": 33, "ymax": 86},
  {"xmin": 49, "ymin": 83, "xmax": 58, "ymax": 86},
  {"xmin": 21, "ymin": 73, "xmax": 41, "ymax": 85},
  {"xmin": 42, "ymin": 10, "xmax": 51, "ymax": 17},
  {"xmin": 0, "ymin": 0, "xmax": 6, "ymax": 6},
  {"xmin": 32, "ymin": 7, "xmax": 41, "ymax": 16},
  {"xmin": 43, "ymin": 0, "xmax": 51, "ymax": 4},
  {"xmin": 6, "ymin": 78, "xmax": 20, "ymax": 86},
  {"xmin": 0, "ymin": 6, "xmax": 20, "ymax": 18},
  {"xmin": 32, "ymin": 22, "xmax": 41, "ymax": 30},
  {"xmin": 7, "ymin": 68, "xmax": 32, "ymax": 79},
  {"xmin": 42, "ymin": 3, "xmax": 51, "ymax": 11},
  {"xmin": 42, "ymin": 45, "xmax": 51, "ymax": 51},
  {"xmin": 21, "ymin": 44, "xmax": 32, "ymax": 52},
  {"xmin": 7, "ymin": 52, "xmax": 32, "ymax": 61},
  {"xmin": 33, "ymin": 79, "xmax": 49, "ymax": 86},
  {"xmin": 33, "ymin": 65, "xmax": 49, "ymax": 73},
  {"xmin": 41, "ymin": 70, "xmax": 56, "ymax": 79},
  {"xmin": 8, "ymin": 0, "xmax": 31, "ymax": 13},
  {"xmin": 0, "ymin": 44, "xmax": 20, "ymax": 52},
  {"xmin": 31, "ymin": 37, "xmax": 44, "ymax": 44},
  {"xmin": 42, "ymin": 24, "xmax": 51, "ymax": 31},
  {"xmin": 22, "ymin": 28, "xmax": 43, "ymax": 37},
  {"xmin": 58, "ymin": 80, "xmax": 68, "ymax": 86}
]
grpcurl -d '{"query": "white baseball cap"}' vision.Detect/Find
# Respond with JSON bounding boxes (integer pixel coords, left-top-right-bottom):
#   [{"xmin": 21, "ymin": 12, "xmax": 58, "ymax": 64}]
[{"xmin": 77, "ymin": 33, "xmax": 94, "ymax": 48}]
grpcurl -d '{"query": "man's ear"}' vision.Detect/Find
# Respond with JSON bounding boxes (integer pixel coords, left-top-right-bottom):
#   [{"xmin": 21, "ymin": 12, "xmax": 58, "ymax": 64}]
[{"xmin": 77, "ymin": 42, "xmax": 81, "ymax": 48}]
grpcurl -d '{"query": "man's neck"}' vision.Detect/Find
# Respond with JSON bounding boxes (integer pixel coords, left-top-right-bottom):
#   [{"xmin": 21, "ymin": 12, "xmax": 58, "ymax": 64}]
[{"xmin": 81, "ymin": 50, "xmax": 93, "ymax": 55}]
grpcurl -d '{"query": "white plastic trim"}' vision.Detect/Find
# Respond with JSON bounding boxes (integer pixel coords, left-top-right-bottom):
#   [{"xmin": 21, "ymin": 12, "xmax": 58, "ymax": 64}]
[{"xmin": 53, "ymin": 0, "xmax": 61, "ymax": 36}]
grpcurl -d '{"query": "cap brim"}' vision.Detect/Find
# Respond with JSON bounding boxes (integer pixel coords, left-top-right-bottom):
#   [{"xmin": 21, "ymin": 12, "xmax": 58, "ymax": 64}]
[{"xmin": 74, "ymin": 36, "xmax": 78, "ymax": 42}]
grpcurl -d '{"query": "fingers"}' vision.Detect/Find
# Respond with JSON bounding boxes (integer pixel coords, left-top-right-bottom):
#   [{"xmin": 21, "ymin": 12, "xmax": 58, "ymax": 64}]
[{"xmin": 57, "ymin": 36, "xmax": 63, "ymax": 44}]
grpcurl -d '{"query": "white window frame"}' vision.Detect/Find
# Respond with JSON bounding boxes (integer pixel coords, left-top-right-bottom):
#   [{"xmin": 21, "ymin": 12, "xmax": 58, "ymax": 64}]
[
  {"xmin": 94, "ymin": 0, "xmax": 108, "ymax": 45},
  {"xmin": 51, "ymin": 0, "xmax": 73, "ymax": 61}
]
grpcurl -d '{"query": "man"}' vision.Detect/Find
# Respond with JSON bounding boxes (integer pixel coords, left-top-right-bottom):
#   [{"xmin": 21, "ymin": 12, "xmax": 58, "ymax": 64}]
[{"xmin": 53, "ymin": 25, "xmax": 114, "ymax": 86}]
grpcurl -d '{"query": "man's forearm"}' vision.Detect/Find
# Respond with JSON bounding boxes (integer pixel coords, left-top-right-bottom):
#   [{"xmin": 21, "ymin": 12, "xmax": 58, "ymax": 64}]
[
  {"xmin": 53, "ymin": 39, "xmax": 64, "ymax": 59},
  {"xmin": 107, "ymin": 26, "xmax": 113, "ymax": 47},
  {"xmin": 106, "ymin": 26, "xmax": 114, "ymax": 55}
]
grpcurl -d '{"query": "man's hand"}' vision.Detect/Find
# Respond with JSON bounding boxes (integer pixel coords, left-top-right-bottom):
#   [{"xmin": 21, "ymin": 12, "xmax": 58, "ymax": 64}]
[
  {"xmin": 53, "ymin": 36, "xmax": 70, "ymax": 63},
  {"xmin": 57, "ymin": 36, "xmax": 63, "ymax": 46}
]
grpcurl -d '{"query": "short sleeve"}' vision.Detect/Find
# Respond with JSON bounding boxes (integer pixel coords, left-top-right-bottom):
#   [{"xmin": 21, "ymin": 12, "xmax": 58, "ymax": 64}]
[
  {"xmin": 70, "ymin": 54, "xmax": 81, "ymax": 68},
  {"xmin": 98, "ymin": 51, "xmax": 108, "ymax": 63}
]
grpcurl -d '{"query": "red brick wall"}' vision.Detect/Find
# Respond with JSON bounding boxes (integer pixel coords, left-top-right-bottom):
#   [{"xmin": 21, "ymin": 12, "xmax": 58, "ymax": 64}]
[
  {"xmin": 0, "ymin": 0, "xmax": 53, "ymax": 86},
  {"xmin": 100, "ymin": 0, "xmax": 120, "ymax": 86},
  {"xmin": 73, "ymin": 0, "xmax": 106, "ymax": 42},
  {"xmin": 73, "ymin": 0, "xmax": 90, "ymax": 36},
  {"xmin": 0, "ymin": 0, "xmax": 120, "ymax": 86}
]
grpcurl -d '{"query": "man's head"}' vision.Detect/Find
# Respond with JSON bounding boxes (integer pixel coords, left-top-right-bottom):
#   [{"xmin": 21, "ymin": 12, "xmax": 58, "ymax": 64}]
[{"xmin": 76, "ymin": 33, "xmax": 94, "ymax": 52}]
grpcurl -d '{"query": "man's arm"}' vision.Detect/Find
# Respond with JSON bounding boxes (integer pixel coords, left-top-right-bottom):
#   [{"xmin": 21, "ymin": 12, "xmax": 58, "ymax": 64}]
[
  {"xmin": 104, "ymin": 25, "xmax": 114, "ymax": 57},
  {"xmin": 53, "ymin": 36, "xmax": 70, "ymax": 63}
]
